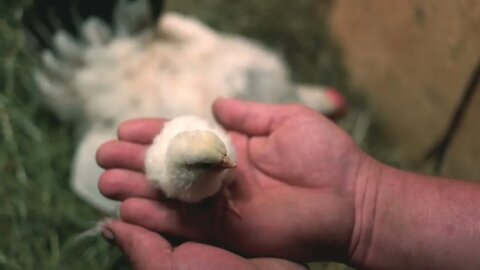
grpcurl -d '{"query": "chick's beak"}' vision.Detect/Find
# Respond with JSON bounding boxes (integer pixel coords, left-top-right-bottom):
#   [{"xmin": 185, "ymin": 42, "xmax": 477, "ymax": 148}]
[{"xmin": 220, "ymin": 155, "xmax": 236, "ymax": 168}]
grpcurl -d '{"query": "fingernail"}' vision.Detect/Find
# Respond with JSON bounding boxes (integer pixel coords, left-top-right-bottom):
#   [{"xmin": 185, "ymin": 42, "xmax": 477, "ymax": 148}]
[{"xmin": 102, "ymin": 226, "xmax": 116, "ymax": 242}]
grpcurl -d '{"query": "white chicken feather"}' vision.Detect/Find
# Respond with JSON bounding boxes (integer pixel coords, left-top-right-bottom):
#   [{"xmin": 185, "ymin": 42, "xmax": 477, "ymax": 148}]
[
  {"xmin": 34, "ymin": 0, "xmax": 345, "ymax": 213},
  {"xmin": 145, "ymin": 115, "xmax": 236, "ymax": 203}
]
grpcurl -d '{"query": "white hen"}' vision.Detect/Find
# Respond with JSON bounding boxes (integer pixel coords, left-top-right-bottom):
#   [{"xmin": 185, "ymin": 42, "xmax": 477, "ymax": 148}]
[
  {"xmin": 145, "ymin": 115, "xmax": 236, "ymax": 204},
  {"xmin": 34, "ymin": 0, "xmax": 346, "ymax": 213}
]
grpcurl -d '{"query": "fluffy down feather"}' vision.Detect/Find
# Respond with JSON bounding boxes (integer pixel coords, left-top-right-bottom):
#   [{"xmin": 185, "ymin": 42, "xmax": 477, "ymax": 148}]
[{"xmin": 145, "ymin": 115, "xmax": 235, "ymax": 203}]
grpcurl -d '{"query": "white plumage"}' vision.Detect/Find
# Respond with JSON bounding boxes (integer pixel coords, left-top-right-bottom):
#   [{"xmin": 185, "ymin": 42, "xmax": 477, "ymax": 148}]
[
  {"xmin": 34, "ymin": 0, "xmax": 345, "ymax": 213},
  {"xmin": 145, "ymin": 115, "xmax": 236, "ymax": 203}
]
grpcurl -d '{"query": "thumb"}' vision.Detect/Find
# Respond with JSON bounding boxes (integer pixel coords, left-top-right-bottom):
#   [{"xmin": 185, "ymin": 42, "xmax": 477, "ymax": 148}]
[
  {"xmin": 212, "ymin": 97, "xmax": 311, "ymax": 135},
  {"xmin": 103, "ymin": 221, "xmax": 172, "ymax": 270}
]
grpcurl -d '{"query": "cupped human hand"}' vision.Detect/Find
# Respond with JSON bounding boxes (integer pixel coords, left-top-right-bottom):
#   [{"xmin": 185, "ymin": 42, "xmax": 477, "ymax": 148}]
[
  {"xmin": 103, "ymin": 220, "xmax": 306, "ymax": 270},
  {"xmin": 96, "ymin": 98, "xmax": 372, "ymax": 262}
]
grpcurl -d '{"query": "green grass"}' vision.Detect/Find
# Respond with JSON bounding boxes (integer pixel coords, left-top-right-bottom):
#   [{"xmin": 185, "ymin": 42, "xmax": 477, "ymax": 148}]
[
  {"xmin": 0, "ymin": 0, "xmax": 395, "ymax": 269},
  {"xmin": 1, "ymin": 1, "xmax": 126, "ymax": 269}
]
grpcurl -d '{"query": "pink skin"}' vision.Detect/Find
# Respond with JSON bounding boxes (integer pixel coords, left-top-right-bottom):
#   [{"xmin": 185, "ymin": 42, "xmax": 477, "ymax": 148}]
[
  {"xmin": 102, "ymin": 220, "xmax": 305, "ymax": 270},
  {"xmin": 97, "ymin": 98, "xmax": 480, "ymax": 269},
  {"xmin": 97, "ymin": 98, "xmax": 366, "ymax": 263},
  {"xmin": 351, "ymin": 164, "xmax": 480, "ymax": 270}
]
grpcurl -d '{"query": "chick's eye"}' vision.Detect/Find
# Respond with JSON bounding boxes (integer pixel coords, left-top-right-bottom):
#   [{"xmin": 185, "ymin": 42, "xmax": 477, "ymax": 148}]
[
  {"xmin": 185, "ymin": 162, "xmax": 218, "ymax": 170},
  {"xmin": 197, "ymin": 162, "xmax": 216, "ymax": 168}
]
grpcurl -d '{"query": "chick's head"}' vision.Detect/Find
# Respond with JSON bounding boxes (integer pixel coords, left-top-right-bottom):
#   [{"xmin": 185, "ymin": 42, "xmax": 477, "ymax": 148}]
[{"xmin": 167, "ymin": 130, "xmax": 236, "ymax": 171}]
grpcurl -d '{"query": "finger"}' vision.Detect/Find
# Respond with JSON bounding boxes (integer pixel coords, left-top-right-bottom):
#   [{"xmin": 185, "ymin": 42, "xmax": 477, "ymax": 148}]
[
  {"xmin": 117, "ymin": 118, "xmax": 165, "ymax": 144},
  {"xmin": 103, "ymin": 220, "xmax": 172, "ymax": 270},
  {"xmin": 99, "ymin": 169, "xmax": 163, "ymax": 200},
  {"xmin": 174, "ymin": 242, "xmax": 257, "ymax": 269},
  {"xmin": 227, "ymin": 132, "xmax": 260, "ymax": 196},
  {"xmin": 120, "ymin": 198, "xmax": 207, "ymax": 240},
  {"xmin": 96, "ymin": 140, "xmax": 147, "ymax": 171},
  {"xmin": 212, "ymin": 97, "xmax": 314, "ymax": 136}
]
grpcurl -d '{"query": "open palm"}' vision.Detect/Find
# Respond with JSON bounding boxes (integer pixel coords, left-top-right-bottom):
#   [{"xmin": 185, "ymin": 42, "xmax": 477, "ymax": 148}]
[
  {"xmin": 97, "ymin": 98, "xmax": 366, "ymax": 262},
  {"xmin": 104, "ymin": 220, "xmax": 305, "ymax": 270}
]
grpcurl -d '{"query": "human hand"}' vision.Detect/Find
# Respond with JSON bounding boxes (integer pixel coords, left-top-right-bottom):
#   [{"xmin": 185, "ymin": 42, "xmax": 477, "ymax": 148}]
[
  {"xmin": 97, "ymin": 98, "xmax": 373, "ymax": 262},
  {"xmin": 102, "ymin": 220, "xmax": 305, "ymax": 270}
]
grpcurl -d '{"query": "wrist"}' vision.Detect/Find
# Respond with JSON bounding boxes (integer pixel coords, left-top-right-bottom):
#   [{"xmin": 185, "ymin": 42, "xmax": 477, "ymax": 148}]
[
  {"xmin": 346, "ymin": 155, "xmax": 384, "ymax": 268},
  {"xmin": 347, "ymin": 163, "xmax": 480, "ymax": 269}
]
